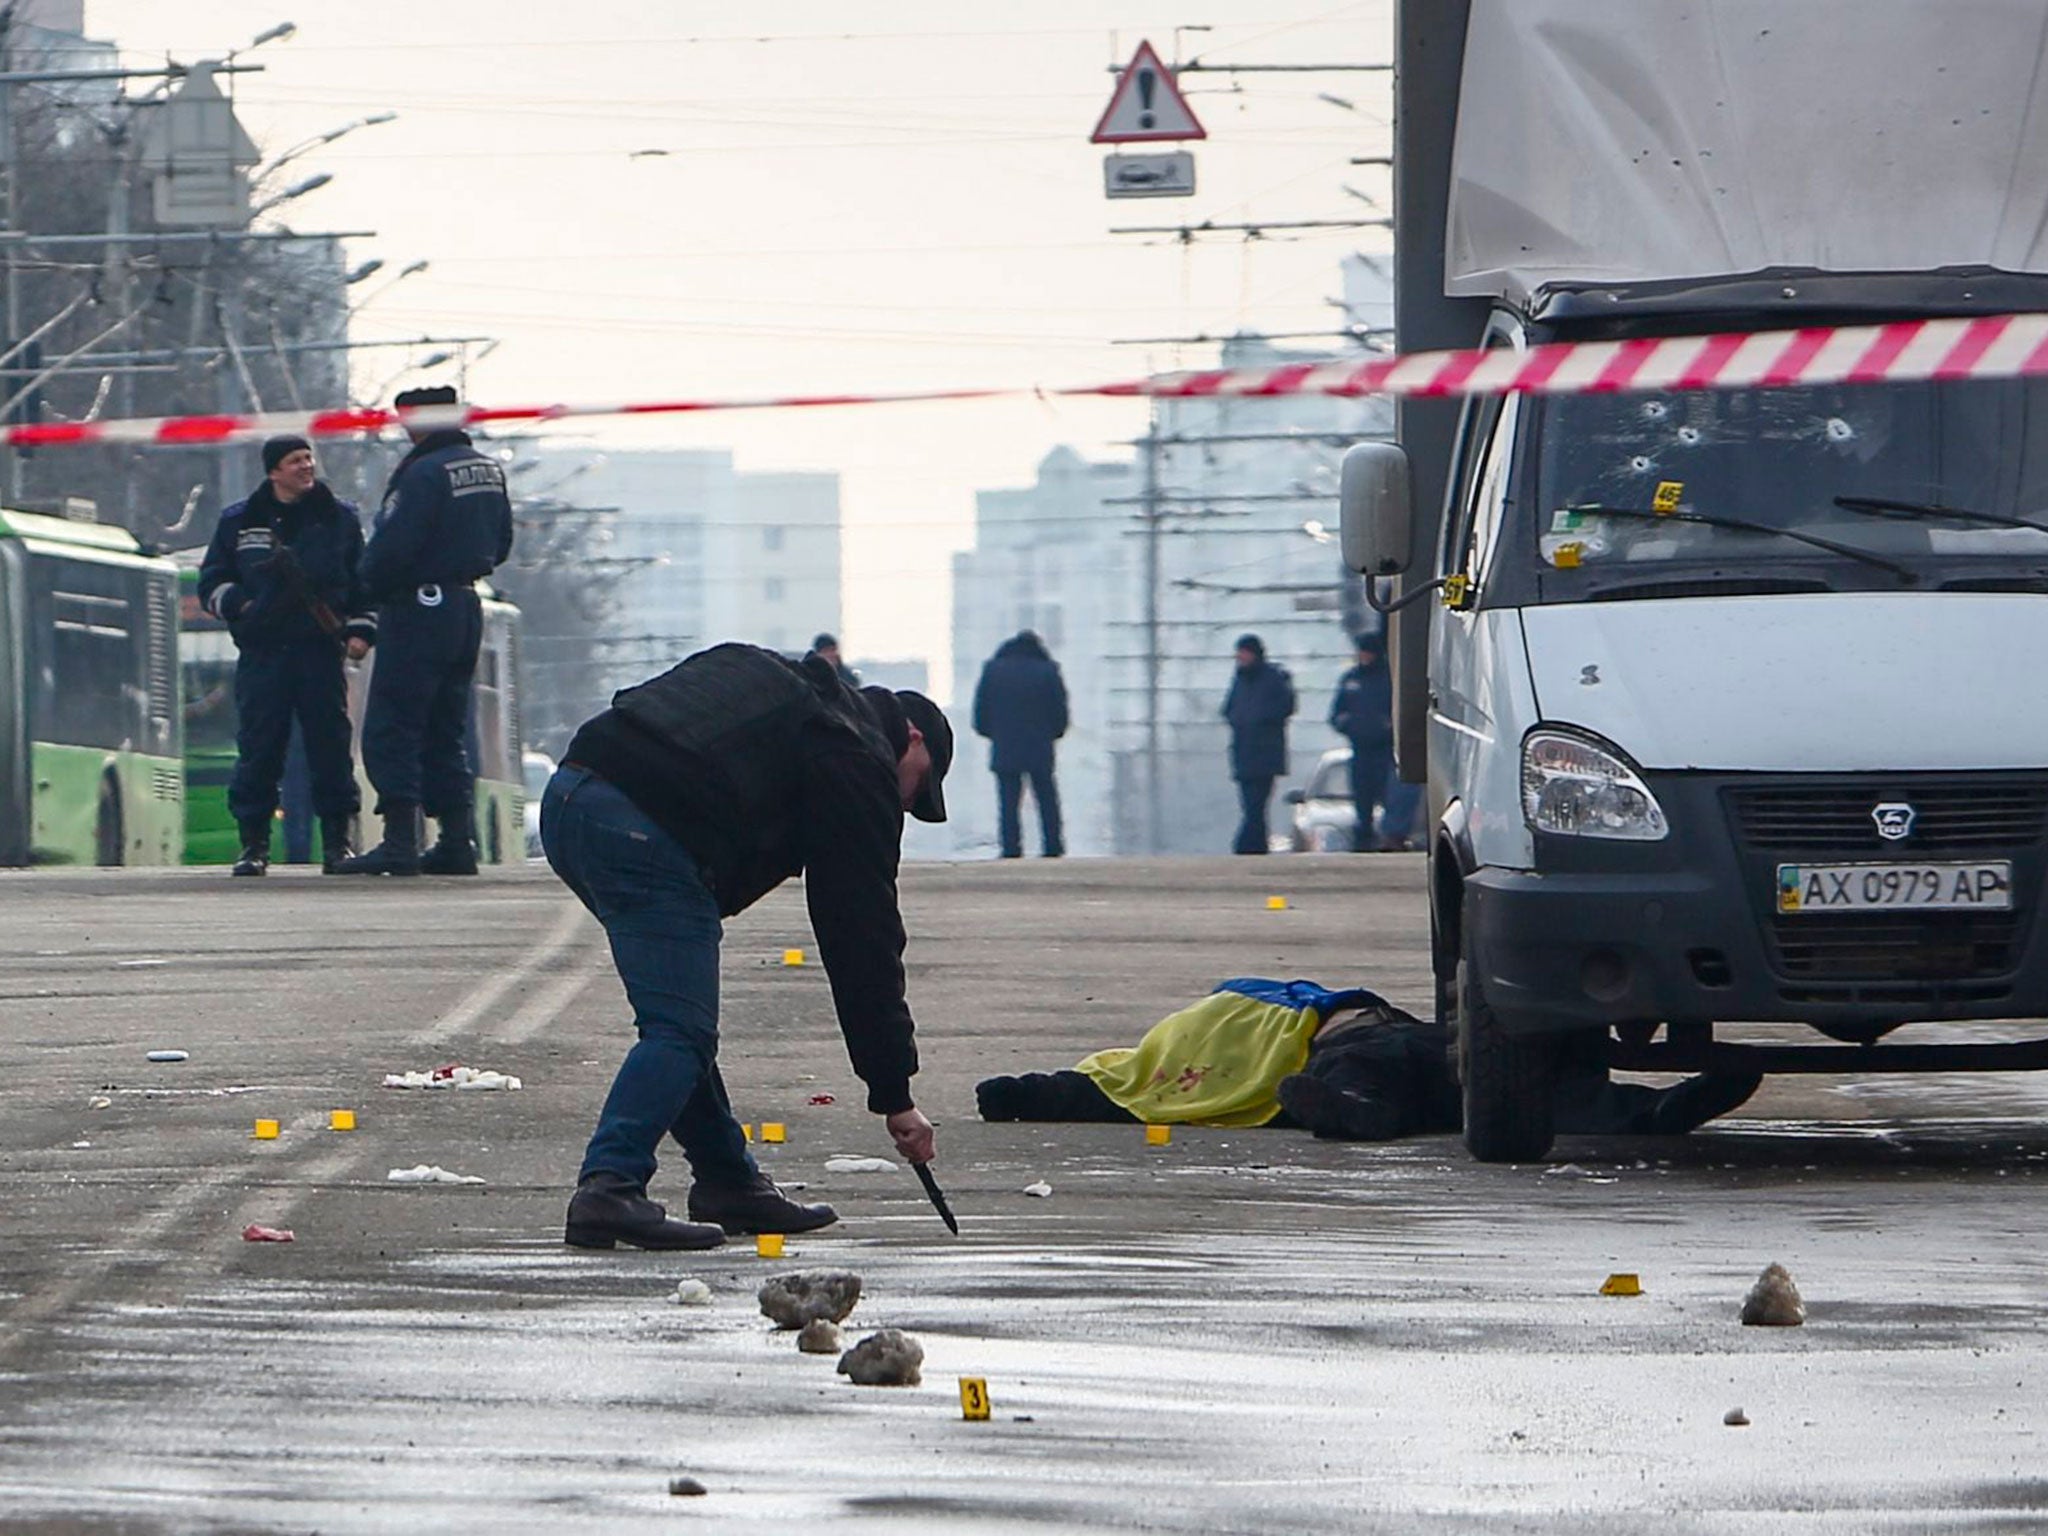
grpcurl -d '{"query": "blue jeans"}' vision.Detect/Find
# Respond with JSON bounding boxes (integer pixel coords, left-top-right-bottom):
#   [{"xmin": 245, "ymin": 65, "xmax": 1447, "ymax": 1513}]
[{"xmin": 540, "ymin": 765, "xmax": 759, "ymax": 1190}]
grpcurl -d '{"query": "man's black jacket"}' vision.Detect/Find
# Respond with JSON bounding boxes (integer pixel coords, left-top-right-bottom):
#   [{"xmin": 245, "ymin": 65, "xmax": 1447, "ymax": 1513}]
[{"xmin": 564, "ymin": 644, "xmax": 919, "ymax": 1114}]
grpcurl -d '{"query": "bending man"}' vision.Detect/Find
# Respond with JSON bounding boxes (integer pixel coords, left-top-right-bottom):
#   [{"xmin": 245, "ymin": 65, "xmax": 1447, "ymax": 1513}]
[{"xmin": 544, "ymin": 641, "xmax": 953, "ymax": 1251}]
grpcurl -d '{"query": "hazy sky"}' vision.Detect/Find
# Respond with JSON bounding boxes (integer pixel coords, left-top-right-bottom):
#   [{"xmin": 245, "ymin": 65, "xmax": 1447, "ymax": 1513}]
[{"xmin": 90, "ymin": 1, "xmax": 1394, "ymax": 689}]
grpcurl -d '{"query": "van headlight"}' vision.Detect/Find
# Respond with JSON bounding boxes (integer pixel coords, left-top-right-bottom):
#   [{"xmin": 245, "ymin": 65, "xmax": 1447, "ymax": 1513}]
[{"xmin": 1521, "ymin": 729, "xmax": 1669, "ymax": 840}]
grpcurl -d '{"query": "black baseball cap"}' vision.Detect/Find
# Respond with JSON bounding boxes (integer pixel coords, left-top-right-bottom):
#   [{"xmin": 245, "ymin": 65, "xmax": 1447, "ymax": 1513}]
[{"xmin": 861, "ymin": 685, "xmax": 952, "ymax": 823}]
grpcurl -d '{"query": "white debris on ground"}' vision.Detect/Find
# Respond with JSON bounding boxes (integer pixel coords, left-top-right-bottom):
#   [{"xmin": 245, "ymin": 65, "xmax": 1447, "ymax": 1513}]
[
  {"xmin": 87, "ymin": 1097, "xmax": 111, "ymax": 1110},
  {"xmin": 1022, "ymin": 1180, "xmax": 1053, "ymax": 1198},
  {"xmin": 145, "ymin": 1050, "xmax": 188, "ymax": 1063},
  {"xmin": 386, "ymin": 1165, "xmax": 485, "ymax": 1184},
  {"xmin": 837, "ymin": 1329, "xmax": 923, "ymax": 1387},
  {"xmin": 758, "ymin": 1270, "xmax": 862, "ymax": 1329},
  {"xmin": 1741, "ymin": 1262, "xmax": 1806, "ymax": 1326},
  {"xmin": 797, "ymin": 1319, "xmax": 843, "ymax": 1354},
  {"xmin": 381, "ymin": 1065, "xmax": 523, "ymax": 1090},
  {"xmin": 823, "ymin": 1156, "xmax": 896, "ymax": 1174},
  {"xmin": 1724, "ymin": 1407, "xmax": 1751, "ymax": 1426},
  {"xmin": 672, "ymin": 1279, "xmax": 714, "ymax": 1306}
]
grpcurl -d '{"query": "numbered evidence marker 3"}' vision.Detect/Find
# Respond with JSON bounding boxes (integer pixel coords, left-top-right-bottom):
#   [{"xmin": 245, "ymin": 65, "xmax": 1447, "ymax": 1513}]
[{"xmin": 959, "ymin": 1377, "xmax": 992, "ymax": 1421}]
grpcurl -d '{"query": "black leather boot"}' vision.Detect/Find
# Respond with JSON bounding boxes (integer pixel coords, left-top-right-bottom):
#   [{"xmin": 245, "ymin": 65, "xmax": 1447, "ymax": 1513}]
[
  {"xmin": 564, "ymin": 1171, "xmax": 727, "ymax": 1251},
  {"xmin": 230, "ymin": 820, "xmax": 271, "ymax": 877},
  {"xmin": 419, "ymin": 798, "xmax": 480, "ymax": 876},
  {"xmin": 319, "ymin": 814, "xmax": 355, "ymax": 874},
  {"xmin": 332, "ymin": 802, "xmax": 421, "ymax": 876},
  {"xmin": 687, "ymin": 1170, "xmax": 839, "ymax": 1235}
]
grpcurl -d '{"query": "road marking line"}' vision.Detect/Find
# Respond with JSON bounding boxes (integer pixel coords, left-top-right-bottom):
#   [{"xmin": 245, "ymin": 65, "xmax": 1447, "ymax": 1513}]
[
  {"xmin": 406, "ymin": 900, "xmax": 588, "ymax": 1048},
  {"xmin": 493, "ymin": 953, "xmax": 604, "ymax": 1045}
]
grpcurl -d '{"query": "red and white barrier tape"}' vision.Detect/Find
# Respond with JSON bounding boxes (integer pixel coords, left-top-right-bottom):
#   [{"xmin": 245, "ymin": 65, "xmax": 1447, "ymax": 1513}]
[{"xmin": 9, "ymin": 311, "xmax": 2048, "ymax": 451}]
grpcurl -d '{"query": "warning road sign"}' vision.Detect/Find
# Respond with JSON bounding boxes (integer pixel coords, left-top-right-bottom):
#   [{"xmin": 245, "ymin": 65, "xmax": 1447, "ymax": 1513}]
[{"xmin": 1091, "ymin": 41, "xmax": 1206, "ymax": 144}]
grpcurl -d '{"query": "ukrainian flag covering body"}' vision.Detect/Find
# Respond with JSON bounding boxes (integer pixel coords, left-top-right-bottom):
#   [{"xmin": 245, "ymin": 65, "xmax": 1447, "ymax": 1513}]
[{"xmin": 1075, "ymin": 977, "xmax": 1381, "ymax": 1127}]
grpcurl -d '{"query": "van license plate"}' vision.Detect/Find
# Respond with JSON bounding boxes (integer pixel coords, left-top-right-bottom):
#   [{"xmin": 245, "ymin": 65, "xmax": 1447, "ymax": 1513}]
[{"xmin": 1776, "ymin": 862, "xmax": 2013, "ymax": 913}]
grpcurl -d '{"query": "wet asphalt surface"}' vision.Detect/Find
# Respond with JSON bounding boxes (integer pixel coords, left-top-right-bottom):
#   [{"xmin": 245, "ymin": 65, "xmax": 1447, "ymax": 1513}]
[{"xmin": 3, "ymin": 856, "xmax": 2048, "ymax": 1533}]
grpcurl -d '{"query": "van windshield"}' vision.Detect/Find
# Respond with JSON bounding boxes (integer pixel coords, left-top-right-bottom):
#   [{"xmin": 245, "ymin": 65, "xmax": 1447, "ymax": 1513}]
[{"xmin": 1528, "ymin": 376, "xmax": 2048, "ymax": 593}]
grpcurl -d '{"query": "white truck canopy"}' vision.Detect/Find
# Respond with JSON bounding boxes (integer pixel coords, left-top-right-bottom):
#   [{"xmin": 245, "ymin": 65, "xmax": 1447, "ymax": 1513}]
[{"xmin": 1447, "ymin": 0, "xmax": 2048, "ymax": 302}]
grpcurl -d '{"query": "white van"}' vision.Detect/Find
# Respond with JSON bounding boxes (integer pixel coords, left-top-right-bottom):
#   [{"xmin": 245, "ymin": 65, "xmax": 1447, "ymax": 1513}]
[{"xmin": 1346, "ymin": 0, "xmax": 2048, "ymax": 1160}]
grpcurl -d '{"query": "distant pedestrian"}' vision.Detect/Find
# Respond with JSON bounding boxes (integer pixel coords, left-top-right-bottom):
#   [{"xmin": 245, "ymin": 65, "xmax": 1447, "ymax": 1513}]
[
  {"xmin": 1329, "ymin": 632, "xmax": 1416, "ymax": 851},
  {"xmin": 812, "ymin": 632, "xmax": 859, "ymax": 688},
  {"xmin": 1221, "ymin": 633, "xmax": 1295, "ymax": 855},
  {"xmin": 972, "ymin": 630, "xmax": 1069, "ymax": 858},
  {"xmin": 196, "ymin": 436, "xmax": 374, "ymax": 876},
  {"xmin": 336, "ymin": 386, "xmax": 515, "ymax": 877}
]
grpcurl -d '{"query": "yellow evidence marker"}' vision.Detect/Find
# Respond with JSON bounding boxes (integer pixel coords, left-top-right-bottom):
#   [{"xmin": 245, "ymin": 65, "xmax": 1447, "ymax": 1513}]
[
  {"xmin": 1600, "ymin": 1272, "xmax": 1643, "ymax": 1296},
  {"xmin": 756, "ymin": 1234, "xmax": 785, "ymax": 1258},
  {"xmin": 741, "ymin": 1123, "xmax": 753, "ymax": 1142},
  {"xmin": 1266, "ymin": 895, "xmax": 1288, "ymax": 911},
  {"xmin": 761, "ymin": 1122, "xmax": 787, "ymax": 1144},
  {"xmin": 1145, "ymin": 1124, "xmax": 1172, "ymax": 1147},
  {"xmin": 782, "ymin": 949, "xmax": 806, "ymax": 966},
  {"xmin": 959, "ymin": 1377, "xmax": 991, "ymax": 1421},
  {"xmin": 329, "ymin": 1109, "xmax": 356, "ymax": 1132},
  {"xmin": 252, "ymin": 1118, "xmax": 280, "ymax": 1140}
]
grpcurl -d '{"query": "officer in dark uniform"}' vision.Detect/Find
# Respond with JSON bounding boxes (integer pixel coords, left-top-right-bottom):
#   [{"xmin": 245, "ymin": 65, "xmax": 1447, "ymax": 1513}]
[
  {"xmin": 196, "ymin": 436, "xmax": 375, "ymax": 876},
  {"xmin": 336, "ymin": 386, "xmax": 514, "ymax": 876}
]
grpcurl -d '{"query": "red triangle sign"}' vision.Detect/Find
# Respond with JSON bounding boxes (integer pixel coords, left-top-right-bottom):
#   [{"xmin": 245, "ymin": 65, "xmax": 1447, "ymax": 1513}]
[{"xmin": 1091, "ymin": 41, "xmax": 1206, "ymax": 144}]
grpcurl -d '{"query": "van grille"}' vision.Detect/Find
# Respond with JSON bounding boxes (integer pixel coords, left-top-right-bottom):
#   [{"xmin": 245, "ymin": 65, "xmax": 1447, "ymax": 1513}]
[{"xmin": 1727, "ymin": 776, "xmax": 2048, "ymax": 856}]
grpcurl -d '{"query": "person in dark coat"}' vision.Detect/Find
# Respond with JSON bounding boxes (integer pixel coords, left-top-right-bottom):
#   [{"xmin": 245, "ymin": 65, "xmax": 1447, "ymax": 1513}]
[
  {"xmin": 336, "ymin": 386, "xmax": 515, "ymax": 877},
  {"xmin": 1221, "ymin": 633, "xmax": 1295, "ymax": 855},
  {"xmin": 544, "ymin": 644, "xmax": 953, "ymax": 1250},
  {"xmin": 1329, "ymin": 631, "xmax": 1417, "ymax": 851},
  {"xmin": 811, "ymin": 632, "xmax": 859, "ymax": 688},
  {"xmin": 972, "ymin": 630, "xmax": 1069, "ymax": 858},
  {"xmin": 196, "ymin": 436, "xmax": 375, "ymax": 876}
]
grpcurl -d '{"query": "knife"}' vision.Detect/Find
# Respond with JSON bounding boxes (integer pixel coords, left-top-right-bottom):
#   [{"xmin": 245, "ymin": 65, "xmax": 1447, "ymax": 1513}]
[{"xmin": 912, "ymin": 1160, "xmax": 960, "ymax": 1235}]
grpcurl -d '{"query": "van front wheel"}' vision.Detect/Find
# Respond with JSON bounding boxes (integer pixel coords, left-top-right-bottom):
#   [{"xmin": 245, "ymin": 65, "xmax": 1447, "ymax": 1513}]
[{"xmin": 1456, "ymin": 949, "xmax": 1556, "ymax": 1163}]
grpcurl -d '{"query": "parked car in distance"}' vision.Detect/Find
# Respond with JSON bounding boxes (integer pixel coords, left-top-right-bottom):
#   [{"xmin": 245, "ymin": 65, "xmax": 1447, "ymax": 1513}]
[
  {"xmin": 523, "ymin": 751, "xmax": 556, "ymax": 858},
  {"xmin": 1286, "ymin": 748, "xmax": 1358, "ymax": 852}
]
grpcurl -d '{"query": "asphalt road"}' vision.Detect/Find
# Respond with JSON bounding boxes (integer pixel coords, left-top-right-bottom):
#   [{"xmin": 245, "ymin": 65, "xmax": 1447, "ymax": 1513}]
[{"xmin": 4, "ymin": 855, "xmax": 2048, "ymax": 1533}]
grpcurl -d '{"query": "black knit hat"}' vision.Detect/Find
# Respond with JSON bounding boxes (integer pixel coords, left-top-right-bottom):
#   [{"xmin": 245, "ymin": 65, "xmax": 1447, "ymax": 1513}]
[
  {"xmin": 262, "ymin": 434, "xmax": 311, "ymax": 474},
  {"xmin": 1234, "ymin": 633, "xmax": 1265, "ymax": 658}
]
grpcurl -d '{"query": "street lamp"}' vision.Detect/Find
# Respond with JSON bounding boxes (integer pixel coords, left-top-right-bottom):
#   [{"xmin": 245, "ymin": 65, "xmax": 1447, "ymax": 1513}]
[
  {"xmin": 249, "ymin": 21, "xmax": 298, "ymax": 49},
  {"xmin": 254, "ymin": 111, "xmax": 397, "ymax": 182},
  {"xmin": 350, "ymin": 258, "xmax": 426, "ymax": 306},
  {"xmin": 366, "ymin": 349, "xmax": 453, "ymax": 403},
  {"xmin": 344, "ymin": 258, "xmax": 384, "ymax": 285},
  {"xmin": 249, "ymin": 170, "xmax": 331, "ymax": 219}
]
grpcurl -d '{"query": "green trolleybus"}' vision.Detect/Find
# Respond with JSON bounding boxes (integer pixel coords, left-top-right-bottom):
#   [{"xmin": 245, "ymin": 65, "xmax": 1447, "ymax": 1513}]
[{"xmin": 0, "ymin": 508, "xmax": 183, "ymax": 866}]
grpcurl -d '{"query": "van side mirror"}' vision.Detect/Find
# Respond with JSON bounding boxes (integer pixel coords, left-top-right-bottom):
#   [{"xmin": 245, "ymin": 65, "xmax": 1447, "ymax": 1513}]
[{"xmin": 1339, "ymin": 441, "xmax": 1414, "ymax": 578}]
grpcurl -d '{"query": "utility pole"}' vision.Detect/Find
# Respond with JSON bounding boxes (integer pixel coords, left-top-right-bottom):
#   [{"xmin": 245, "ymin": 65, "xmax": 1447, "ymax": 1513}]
[{"xmin": 1140, "ymin": 415, "xmax": 1163, "ymax": 855}]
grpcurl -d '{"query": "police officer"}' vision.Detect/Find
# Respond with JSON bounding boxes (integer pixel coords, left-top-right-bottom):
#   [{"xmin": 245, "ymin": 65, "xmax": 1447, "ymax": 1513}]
[
  {"xmin": 543, "ymin": 643, "xmax": 952, "ymax": 1250},
  {"xmin": 196, "ymin": 436, "xmax": 374, "ymax": 876},
  {"xmin": 337, "ymin": 386, "xmax": 514, "ymax": 876}
]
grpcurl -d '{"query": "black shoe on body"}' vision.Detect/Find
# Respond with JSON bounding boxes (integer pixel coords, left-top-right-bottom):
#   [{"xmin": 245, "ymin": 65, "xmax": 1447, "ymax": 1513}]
[
  {"xmin": 564, "ymin": 1171, "xmax": 727, "ymax": 1251},
  {"xmin": 333, "ymin": 801, "xmax": 421, "ymax": 876},
  {"xmin": 686, "ymin": 1171, "xmax": 839, "ymax": 1235},
  {"xmin": 1644, "ymin": 1072, "xmax": 1764, "ymax": 1136}
]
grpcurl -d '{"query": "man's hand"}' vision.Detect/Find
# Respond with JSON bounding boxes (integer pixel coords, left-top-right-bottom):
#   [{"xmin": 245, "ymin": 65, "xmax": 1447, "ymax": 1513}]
[
  {"xmin": 885, "ymin": 1107, "xmax": 935, "ymax": 1165},
  {"xmin": 345, "ymin": 637, "xmax": 369, "ymax": 661}
]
